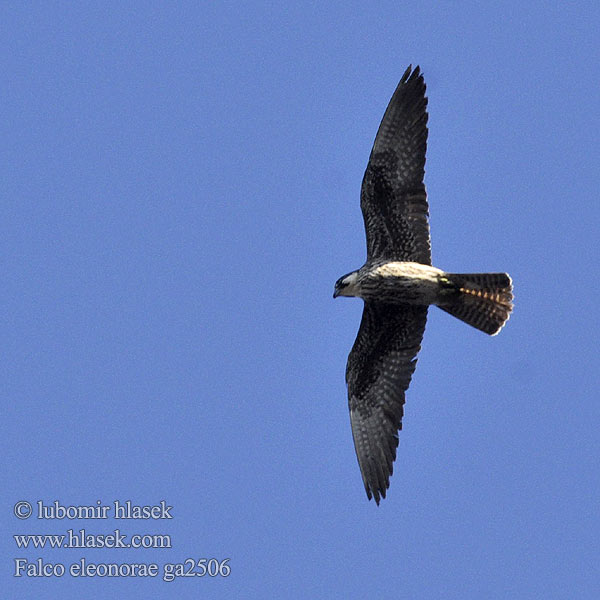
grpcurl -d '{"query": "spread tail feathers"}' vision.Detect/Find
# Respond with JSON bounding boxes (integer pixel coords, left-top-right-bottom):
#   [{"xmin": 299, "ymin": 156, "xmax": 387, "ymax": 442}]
[{"xmin": 438, "ymin": 272, "xmax": 513, "ymax": 335}]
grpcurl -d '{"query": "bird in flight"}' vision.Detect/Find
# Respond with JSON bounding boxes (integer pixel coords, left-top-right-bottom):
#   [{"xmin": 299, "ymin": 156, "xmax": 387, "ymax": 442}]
[{"xmin": 333, "ymin": 66, "xmax": 513, "ymax": 504}]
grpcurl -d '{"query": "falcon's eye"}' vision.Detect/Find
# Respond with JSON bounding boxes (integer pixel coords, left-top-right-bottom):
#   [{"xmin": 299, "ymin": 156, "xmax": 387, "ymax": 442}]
[{"xmin": 337, "ymin": 273, "xmax": 354, "ymax": 289}]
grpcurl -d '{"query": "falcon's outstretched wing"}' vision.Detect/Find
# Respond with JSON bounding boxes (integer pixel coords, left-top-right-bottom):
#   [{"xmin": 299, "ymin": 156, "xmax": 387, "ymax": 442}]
[
  {"xmin": 360, "ymin": 65, "xmax": 431, "ymax": 265},
  {"xmin": 346, "ymin": 302, "xmax": 428, "ymax": 503}
]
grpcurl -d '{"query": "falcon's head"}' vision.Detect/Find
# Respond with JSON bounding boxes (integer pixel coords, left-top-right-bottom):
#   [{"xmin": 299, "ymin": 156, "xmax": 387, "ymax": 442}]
[{"xmin": 333, "ymin": 271, "xmax": 359, "ymax": 298}]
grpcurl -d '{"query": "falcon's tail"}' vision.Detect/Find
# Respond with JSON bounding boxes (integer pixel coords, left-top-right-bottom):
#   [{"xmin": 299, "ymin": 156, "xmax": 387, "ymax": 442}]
[{"xmin": 438, "ymin": 272, "xmax": 513, "ymax": 336}]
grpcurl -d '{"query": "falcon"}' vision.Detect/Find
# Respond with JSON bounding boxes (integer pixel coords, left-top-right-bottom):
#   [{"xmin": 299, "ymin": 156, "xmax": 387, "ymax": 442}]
[{"xmin": 333, "ymin": 66, "xmax": 513, "ymax": 504}]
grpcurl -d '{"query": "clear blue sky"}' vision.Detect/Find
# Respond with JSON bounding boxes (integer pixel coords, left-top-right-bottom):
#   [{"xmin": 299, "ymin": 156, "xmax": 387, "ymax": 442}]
[{"xmin": 2, "ymin": 2, "xmax": 599, "ymax": 598}]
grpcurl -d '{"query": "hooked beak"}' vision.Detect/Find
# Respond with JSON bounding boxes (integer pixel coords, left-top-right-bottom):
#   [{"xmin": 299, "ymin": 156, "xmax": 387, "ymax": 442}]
[{"xmin": 333, "ymin": 288, "xmax": 339, "ymax": 299}]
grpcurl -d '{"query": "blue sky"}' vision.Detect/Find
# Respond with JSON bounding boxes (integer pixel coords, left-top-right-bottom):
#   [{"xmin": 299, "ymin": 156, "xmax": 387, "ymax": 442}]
[{"xmin": 2, "ymin": 2, "xmax": 599, "ymax": 598}]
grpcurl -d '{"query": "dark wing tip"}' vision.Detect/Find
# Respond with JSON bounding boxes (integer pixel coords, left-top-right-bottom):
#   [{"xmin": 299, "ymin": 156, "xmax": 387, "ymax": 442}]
[
  {"xmin": 401, "ymin": 64, "xmax": 423, "ymax": 84},
  {"xmin": 367, "ymin": 485, "xmax": 386, "ymax": 506},
  {"xmin": 406, "ymin": 65, "xmax": 426, "ymax": 96},
  {"xmin": 364, "ymin": 465, "xmax": 390, "ymax": 505},
  {"xmin": 400, "ymin": 65, "xmax": 426, "ymax": 104},
  {"xmin": 368, "ymin": 63, "xmax": 428, "ymax": 159}
]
